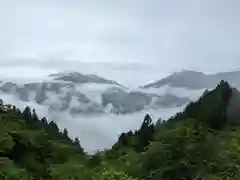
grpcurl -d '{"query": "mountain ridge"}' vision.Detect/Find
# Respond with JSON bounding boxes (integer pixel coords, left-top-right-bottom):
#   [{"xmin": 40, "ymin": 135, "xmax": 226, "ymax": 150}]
[
  {"xmin": 1, "ymin": 80, "xmax": 240, "ymax": 179},
  {"xmin": 142, "ymin": 70, "xmax": 240, "ymax": 89},
  {"xmin": 49, "ymin": 71, "xmax": 122, "ymax": 86},
  {"xmin": 0, "ymin": 71, "xmax": 190, "ymax": 115}
]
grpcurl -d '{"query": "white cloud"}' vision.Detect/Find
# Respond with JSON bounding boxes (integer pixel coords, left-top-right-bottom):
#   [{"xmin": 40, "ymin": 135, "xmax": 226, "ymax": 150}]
[
  {"xmin": 0, "ymin": 66, "xmax": 57, "ymax": 83},
  {"xmin": 0, "ymin": 89, "xmax": 184, "ymax": 153}
]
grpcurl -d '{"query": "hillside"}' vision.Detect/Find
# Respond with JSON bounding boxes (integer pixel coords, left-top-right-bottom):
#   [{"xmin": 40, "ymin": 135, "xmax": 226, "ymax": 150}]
[
  {"xmin": 0, "ymin": 101, "xmax": 136, "ymax": 179},
  {"xmin": 142, "ymin": 70, "xmax": 240, "ymax": 89},
  {"xmin": 49, "ymin": 72, "xmax": 121, "ymax": 86},
  {"xmin": 1, "ymin": 81, "xmax": 240, "ymax": 179}
]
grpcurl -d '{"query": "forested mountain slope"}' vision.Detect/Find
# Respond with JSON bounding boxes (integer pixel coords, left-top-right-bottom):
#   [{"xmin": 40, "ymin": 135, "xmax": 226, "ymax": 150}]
[
  {"xmin": 1, "ymin": 80, "xmax": 240, "ymax": 179},
  {"xmin": 0, "ymin": 102, "xmax": 136, "ymax": 179}
]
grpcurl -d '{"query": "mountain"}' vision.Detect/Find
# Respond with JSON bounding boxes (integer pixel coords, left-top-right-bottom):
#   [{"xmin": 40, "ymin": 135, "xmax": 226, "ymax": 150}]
[
  {"xmin": 142, "ymin": 70, "xmax": 240, "ymax": 89},
  {"xmin": 102, "ymin": 88, "xmax": 189, "ymax": 114},
  {"xmin": 49, "ymin": 72, "xmax": 121, "ymax": 85},
  {"xmin": 226, "ymin": 87, "xmax": 240, "ymax": 122},
  {"xmin": 111, "ymin": 81, "xmax": 240, "ymax": 179},
  {"xmin": 0, "ymin": 72, "xmax": 190, "ymax": 115},
  {"xmin": 2, "ymin": 81, "xmax": 240, "ymax": 179}
]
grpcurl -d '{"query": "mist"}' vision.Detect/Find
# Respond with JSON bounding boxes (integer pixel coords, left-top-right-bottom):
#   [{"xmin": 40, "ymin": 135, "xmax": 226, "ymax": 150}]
[
  {"xmin": 0, "ymin": 65, "xmax": 196, "ymax": 153},
  {"xmin": 0, "ymin": 83, "xmax": 184, "ymax": 153},
  {"xmin": 0, "ymin": 0, "xmax": 239, "ymax": 153}
]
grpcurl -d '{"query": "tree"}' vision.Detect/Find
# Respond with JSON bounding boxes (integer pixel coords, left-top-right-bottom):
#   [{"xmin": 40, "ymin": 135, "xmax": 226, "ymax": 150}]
[
  {"xmin": 22, "ymin": 106, "xmax": 32, "ymax": 123},
  {"xmin": 134, "ymin": 114, "xmax": 155, "ymax": 152},
  {"xmin": 49, "ymin": 162, "xmax": 91, "ymax": 180},
  {"xmin": 12, "ymin": 105, "xmax": 16, "ymax": 112},
  {"xmin": 0, "ymin": 99, "xmax": 3, "ymax": 106},
  {"xmin": 32, "ymin": 109, "xmax": 39, "ymax": 121},
  {"xmin": 63, "ymin": 128, "xmax": 68, "ymax": 138},
  {"xmin": 41, "ymin": 117, "xmax": 47, "ymax": 124},
  {"xmin": 74, "ymin": 137, "xmax": 80, "ymax": 146},
  {"xmin": 93, "ymin": 167, "xmax": 138, "ymax": 180},
  {"xmin": 49, "ymin": 121, "xmax": 59, "ymax": 134},
  {"xmin": 143, "ymin": 114, "xmax": 152, "ymax": 125},
  {"xmin": 0, "ymin": 99, "xmax": 4, "ymax": 112}
]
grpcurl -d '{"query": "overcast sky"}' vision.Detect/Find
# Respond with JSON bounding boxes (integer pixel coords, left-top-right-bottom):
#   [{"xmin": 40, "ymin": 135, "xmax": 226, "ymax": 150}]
[{"xmin": 0, "ymin": 0, "xmax": 240, "ymax": 84}]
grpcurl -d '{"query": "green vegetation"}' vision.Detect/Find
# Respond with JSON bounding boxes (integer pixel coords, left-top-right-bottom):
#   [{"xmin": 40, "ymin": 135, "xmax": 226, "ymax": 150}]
[{"xmin": 0, "ymin": 80, "xmax": 240, "ymax": 179}]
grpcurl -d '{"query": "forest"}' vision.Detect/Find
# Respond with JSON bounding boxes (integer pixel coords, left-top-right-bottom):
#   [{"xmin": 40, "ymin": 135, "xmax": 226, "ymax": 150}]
[{"xmin": 1, "ymin": 80, "xmax": 240, "ymax": 180}]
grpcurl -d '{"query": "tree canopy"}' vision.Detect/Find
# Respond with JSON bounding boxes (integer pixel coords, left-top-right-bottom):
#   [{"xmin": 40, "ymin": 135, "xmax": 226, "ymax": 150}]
[{"xmin": 0, "ymin": 81, "xmax": 240, "ymax": 179}]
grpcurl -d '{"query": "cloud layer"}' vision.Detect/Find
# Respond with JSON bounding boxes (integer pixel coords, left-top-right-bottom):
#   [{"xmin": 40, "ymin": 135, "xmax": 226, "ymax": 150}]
[
  {"xmin": 0, "ymin": 0, "xmax": 239, "ymax": 73},
  {"xmin": 0, "ymin": 83, "xmax": 186, "ymax": 153}
]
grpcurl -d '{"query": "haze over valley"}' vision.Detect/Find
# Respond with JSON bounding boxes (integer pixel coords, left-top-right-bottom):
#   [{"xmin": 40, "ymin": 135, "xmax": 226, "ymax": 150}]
[
  {"xmin": 1, "ymin": 66, "xmax": 240, "ymax": 152},
  {"xmin": 0, "ymin": 66, "xmax": 192, "ymax": 152},
  {"xmin": 0, "ymin": 0, "xmax": 239, "ymax": 153}
]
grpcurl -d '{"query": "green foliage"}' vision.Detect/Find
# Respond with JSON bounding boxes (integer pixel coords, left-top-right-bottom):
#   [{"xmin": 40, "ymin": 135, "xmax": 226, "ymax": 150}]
[
  {"xmin": 0, "ymin": 157, "xmax": 29, "ymax": 180},
  {"xmin": 49, "ymin": 162, "xmax": 91, "ymax": 180},
  {"xmin": 93, "ymin": 167, "xmax": 138, "ymax": 180},
  {"xmin": 1, "ymin": 81, "xmax": 240, "ymax": 180},
  {"xmin": 182, "ymin": 80, "xmax": 232, "ymax": 129},
  {"xmin": 113, "ymin": 114, "xmax": 154, "ymax": 153}
]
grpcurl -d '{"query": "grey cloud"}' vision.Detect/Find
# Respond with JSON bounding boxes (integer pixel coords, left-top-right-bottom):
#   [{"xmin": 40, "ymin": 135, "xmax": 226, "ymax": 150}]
[
  {"xmin": 0, "ymin": 0, "xmax": 239, "ymax": 74},
  {"xmin": 0, "ymin": 90, "xmax": 184, "ymax": 153}
]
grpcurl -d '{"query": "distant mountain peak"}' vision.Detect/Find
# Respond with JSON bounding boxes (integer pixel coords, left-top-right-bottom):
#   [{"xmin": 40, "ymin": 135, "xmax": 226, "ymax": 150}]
[
  {"xmin": 49, "ymin": 71, "xmax": 121, "ymax": 86},
  {"xmin": 49, "ymin": 71, "xmax": 83, "ymax": 78},
  {"xmin": 142, "ymin": 70, "xmax": 240, "ymax": 90}
]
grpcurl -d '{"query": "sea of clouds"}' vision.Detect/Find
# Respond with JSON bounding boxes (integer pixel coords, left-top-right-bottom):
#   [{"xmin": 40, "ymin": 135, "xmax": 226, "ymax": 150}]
[{"xmin": 0, "ymin": 64, "xmax": 204, "ymax": 153}]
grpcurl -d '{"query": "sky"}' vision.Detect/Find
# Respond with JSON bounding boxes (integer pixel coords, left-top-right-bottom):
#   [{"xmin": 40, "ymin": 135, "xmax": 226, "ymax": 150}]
[{"xmin": 0, "ymin": 0, "xmax": 240, "ymax": 86}]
